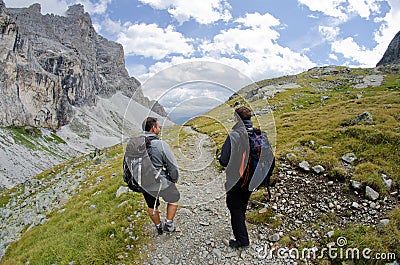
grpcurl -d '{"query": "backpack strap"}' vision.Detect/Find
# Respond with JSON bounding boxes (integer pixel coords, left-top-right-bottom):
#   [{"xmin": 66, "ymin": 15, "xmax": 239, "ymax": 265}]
[
  {"xmin": 137, "ymin": 157, "xmax": 142, "ymax": 187},
  {"xmin": 145, "ymin": 135, "xmax": 158, "ymax": 158}
]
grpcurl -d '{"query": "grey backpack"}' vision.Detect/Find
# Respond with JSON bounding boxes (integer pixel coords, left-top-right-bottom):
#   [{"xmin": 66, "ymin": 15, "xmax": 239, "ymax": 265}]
[{"xmin": 123, "ymin": 135, "xmax": 164, "ymax": 193}]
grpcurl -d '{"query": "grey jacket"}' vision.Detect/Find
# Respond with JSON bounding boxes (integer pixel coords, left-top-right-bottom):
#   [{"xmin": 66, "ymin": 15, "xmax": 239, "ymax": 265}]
[{"xmin": 145, "ymin": 132, "xmax": 179, "ymax": 184}]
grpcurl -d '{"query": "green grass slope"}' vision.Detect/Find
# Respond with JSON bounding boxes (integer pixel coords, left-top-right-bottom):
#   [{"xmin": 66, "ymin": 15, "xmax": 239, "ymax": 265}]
[
  {"xmin": 186, "ymin": 65, "xmax": 400, "ymax": 264},
  {"xmin": 1, "ymin": 65, "xmax": 399, "ymax": 264},
  {"xmin": 1, "ymin": 145, "xmax": 151, "ymax": 265}
]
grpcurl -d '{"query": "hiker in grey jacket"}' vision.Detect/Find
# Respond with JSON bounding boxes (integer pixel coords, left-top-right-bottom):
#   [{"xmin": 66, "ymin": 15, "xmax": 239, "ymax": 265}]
[{"xmin": 142, "ymin": 117, "xmax": 180, "ymax": 234}]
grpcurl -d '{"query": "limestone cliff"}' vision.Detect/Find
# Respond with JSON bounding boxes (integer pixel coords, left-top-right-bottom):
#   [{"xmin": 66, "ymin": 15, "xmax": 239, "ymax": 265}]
[
  {"xmin": 377, "ymin": 30, "xmax": 400, "ymax": 66},
  {"xmin": 0, "ymin": 1, "xmax": 166, "ymax": 129}
]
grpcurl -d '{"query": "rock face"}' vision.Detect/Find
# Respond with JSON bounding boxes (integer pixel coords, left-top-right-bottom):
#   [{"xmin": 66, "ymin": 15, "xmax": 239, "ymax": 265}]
[
  {"xmin": 377, "ymin": 30, "xmax": 400, "ymax": 66},
  {"xmin": 0, "ymin": 2, "xmax": 165, "ymax": 130}
]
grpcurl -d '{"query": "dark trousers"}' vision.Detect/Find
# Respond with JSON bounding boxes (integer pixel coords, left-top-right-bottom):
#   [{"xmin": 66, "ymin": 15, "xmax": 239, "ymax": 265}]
[{"xmin": 226, "ymin": 185, "xmax": 252, "ymax": 246}]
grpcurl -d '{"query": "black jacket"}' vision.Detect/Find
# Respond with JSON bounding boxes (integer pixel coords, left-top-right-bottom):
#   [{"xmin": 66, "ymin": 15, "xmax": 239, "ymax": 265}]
[{"xmin": 219, "ymin": 120, "xmax": 253, "ymax": 191}]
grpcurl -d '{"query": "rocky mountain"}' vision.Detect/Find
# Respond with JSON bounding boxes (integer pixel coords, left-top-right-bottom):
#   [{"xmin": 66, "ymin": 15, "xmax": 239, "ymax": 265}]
[
  {"xmin": 377, "ymin": 30, "xmax": 400, "ymax": 66},
  {"xmin": 0, "ymin": 1, "xmax": 172, "ymax": 190},
  {"xmin": 0, "ymin": 1, "xmax": 166, "ymax": 130}
]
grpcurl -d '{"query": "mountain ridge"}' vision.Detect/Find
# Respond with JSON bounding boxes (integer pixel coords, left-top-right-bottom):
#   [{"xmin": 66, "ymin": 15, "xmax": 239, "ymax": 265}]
[
  {"xmin": 0, "ymin": 1, "xmax": 166, "ymax": 130},
  {"xmin": 377, "ymin": 30, "xmax": 400, "ymax": 66}
]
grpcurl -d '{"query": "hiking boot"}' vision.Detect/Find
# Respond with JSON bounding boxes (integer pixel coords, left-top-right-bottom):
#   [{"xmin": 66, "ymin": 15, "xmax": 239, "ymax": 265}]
[
  {"xmin": 156, "ymin": 222, "xmax": 163, "ymax": 235},
  {"xmin": 228, "ymin": 239, "xmax": 249, "ymax": 249},
  {"xmin": 163, "ymin": 220, "xmax": 175, "ymax": 232}
]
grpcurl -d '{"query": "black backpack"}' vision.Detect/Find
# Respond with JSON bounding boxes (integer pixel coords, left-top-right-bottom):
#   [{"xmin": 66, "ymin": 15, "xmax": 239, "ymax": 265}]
[{"xmin": 123, "ymin": 135, "xmax": 160, "ymax": 192}]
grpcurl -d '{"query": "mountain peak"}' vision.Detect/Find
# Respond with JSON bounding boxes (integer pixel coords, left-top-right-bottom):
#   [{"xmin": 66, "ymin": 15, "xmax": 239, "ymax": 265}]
[
  {"xmin": 66, "ymin": 4, "xmax": 86, "ymax": 17},
  {"xmin": 377, "ymin": 30, "xmax": 400, "ymax": 66},
  {"xmin": 0, "ymin": 3, "xmax": 166, "ymax": 129},
  {"xmin": 28, "ymin": 3, "xmax": 41, "ymax": 13}
]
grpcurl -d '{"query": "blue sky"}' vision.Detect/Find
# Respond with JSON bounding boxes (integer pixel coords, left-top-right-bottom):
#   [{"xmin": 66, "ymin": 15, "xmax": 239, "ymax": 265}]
[{"xmin": 4, "ymin": 0, "xmax": 400, "ymax": 122}]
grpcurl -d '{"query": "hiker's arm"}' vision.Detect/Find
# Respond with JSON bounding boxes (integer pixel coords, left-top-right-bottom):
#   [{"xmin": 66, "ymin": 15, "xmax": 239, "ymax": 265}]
[
  {"xmin": 218, "ymin": 134, "xmax": 231, "ymax": 167},
  {"xmin": 162, "ymin": 142, "xmax": 179, "ymax": 183}
]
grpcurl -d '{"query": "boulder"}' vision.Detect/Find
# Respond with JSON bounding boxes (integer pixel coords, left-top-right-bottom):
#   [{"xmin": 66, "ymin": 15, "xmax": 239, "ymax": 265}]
[
  {"xmin": 349, "ymin": 112, "xmax": 373, "ymax": 125},
  {"xmin": 312, "ymin": 165, "xmax": 325, "ymax": 174},
  {"xmin": 116, "ymin": 186, "xmax": 130, "ymax": 198},
  {"xmin": 299, "ymin": 161, "xmax": 310, "ymax": 171},
  {"xmin": 342, "ymin": 153, "xmax": 357, "ymax": 163},
  {"xmin": 365, "ymin": 186, "xmax": 379, "ymax": 201}
]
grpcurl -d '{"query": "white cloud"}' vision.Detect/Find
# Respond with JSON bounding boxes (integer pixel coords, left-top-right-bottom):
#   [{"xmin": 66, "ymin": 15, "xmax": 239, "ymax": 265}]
[
  {"xmin": 329, "ymin": 53, "xmax": 339, "ymax": 61},
  {"xmin": 137, "ymin": 59, "xmax": 253, "ymax": 100},
  {"xmin": 330, "ymin": 0, "xmax": 400, "ymax": 67},
  {"xmin": 4, "ymin": 0, "xmax": 69, "ymax": 15},
  {"xmin": 97, "ymin": 16, "xmax": 123, "ymax": 35},
  {"xmin": 298, "ymin": 0, "xmax": 383, "ymax": 22},
  {"xmin": 297, "ymin": 0, "xmax": 348, "ymax": 20},
  {"xmin": 3, "ymin": 0, "xmax": 111, "ymax": 15},
  {"xmin": 331, "ymin": 37, "xmax": 375, "ymax": 65},
  {"xmin": 319, "ymin": 26, "xmax": 340, "ymax": 41},
  {"xmin": 347, "ymin": 0, "xmax": 381, "ymax": 19},
  {"xmin": 72, "ymin": 0, "xmax": 112, "ymax": 15},
  {"xmin": 138, "ymin": 0, "xmax": 232, "ymax": 24},
  {"xmin": 199, "ymin": 12, "xmax": 315, "ymax": 80},
  {"xmin": 126, "ymin": 64, "xmax": 148, "ymax": 79},
  {"xmin": 298, "ymin": 0, "xmax": 382, "ymax": 21},
  {"xmin": 200, "ymin": 13, "xmax": 281, "ymax": 56},
  {"xmin": 131, "ymin": 13, "xmax": 316, "ymax": 85},
  {"xmin": 374, "ymin": 0, "xmax": 400, "ymax": 48},
  {"xmin": 117, "ymin": 23, "xmax": 194, "ymax": 60},
  {"xmin": 235, "ymin": 11, "xmax": 280, "ymax": 28}
]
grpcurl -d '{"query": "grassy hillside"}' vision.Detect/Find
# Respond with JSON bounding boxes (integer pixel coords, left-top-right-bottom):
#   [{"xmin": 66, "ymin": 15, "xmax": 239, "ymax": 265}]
[
  {"xmin": 1, "ymin": 145, "xmax": 151, "ymax": 265},
  {"xmin": 186, "ymin": 65, "xmax": 400, "ymax": 263},
  {"xmin": 188, "ymin": 66, "xmax": 400, "ymax": 188},
  {"xmin": 1, "ymin": 65, "xmax": 399, "ymax": 264}
]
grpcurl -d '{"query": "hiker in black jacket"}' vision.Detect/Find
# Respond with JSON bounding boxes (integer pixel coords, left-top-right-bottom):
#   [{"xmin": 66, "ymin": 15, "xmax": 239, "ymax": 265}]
[{"xmin": 219, "ymin": 106, "xmax": 254, "ymax": 249}]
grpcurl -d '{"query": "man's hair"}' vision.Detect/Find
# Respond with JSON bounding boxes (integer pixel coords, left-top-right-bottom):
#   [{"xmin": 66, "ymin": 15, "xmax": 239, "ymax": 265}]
[
  {"xmin": 142, "ymin": 117, "xmax": 158, "ymax": 132},
  {"xmin": 234, "ymin": 106, "xmax": 252, "ymax": 121}
]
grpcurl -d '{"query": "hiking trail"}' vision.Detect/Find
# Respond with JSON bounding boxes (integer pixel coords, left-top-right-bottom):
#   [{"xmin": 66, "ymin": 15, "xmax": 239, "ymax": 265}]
[{"xmin": 141, "ymin": 127, "xmax": 290, "ymax": 264}]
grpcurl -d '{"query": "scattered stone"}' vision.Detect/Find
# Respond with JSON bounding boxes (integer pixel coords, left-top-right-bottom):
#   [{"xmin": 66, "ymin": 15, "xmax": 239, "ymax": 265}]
[
  {"xmin": 199, "ymin": 221, "xmax": 210, "ymax": 226},
  {"xmin": 116, "ymin": 186, "xmax": 130, "ymax": 198},
  {"xmin": 161, "ymin": 255, "xmax": 171, "ymax": 264},
  {"xmin": 342, "ymin": 153, "xmax": 357, "ymax": 163},
  {"xmin": 366, "ymin": 186, "xmax": 379, "ymax": 201},
  {"xmin": 351, "ymin": 180, "xmax": 362, "ymax": 190},
  {"xmin": 312, "ymin": 165, "xmax": 325, "ymax": 174},
  {"xmin": 286, "ymin": 153, "xmax": 297, "ymax": 160},
  {"xmin": 212, "ymin": 248, "xmax": 222, "ymax": 259},
  {"xmin": 382, "ymin": 174, "xmax": 393, "ymax": 190},
  {"xmin": 89, "ymin": 204, "xmax": 97, "ymax": 210},
  {"xmin": 349, "ymin": 111, "xmax": 373, "ymax": 125},
  {"xmin": 327, "ymin": 231, "xmax": 335, "ymax": 238},
  {"xmin": 269, "ymin": 233, "xmax": 280, "ymax": 242},
  {"xmin": 377, "ymin": 219, "xmax": 390, "ymax": 228},
  {"xmin": 299, "ymin": 161, "xmax": 310, "ymax": 171},
  {"xmin": 222, "ymin": 239, "xmax": 230, "ymax": 247},
  {"xmin": 352, "ymin": 202, "xmax": 360, "ymax": 209}
]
